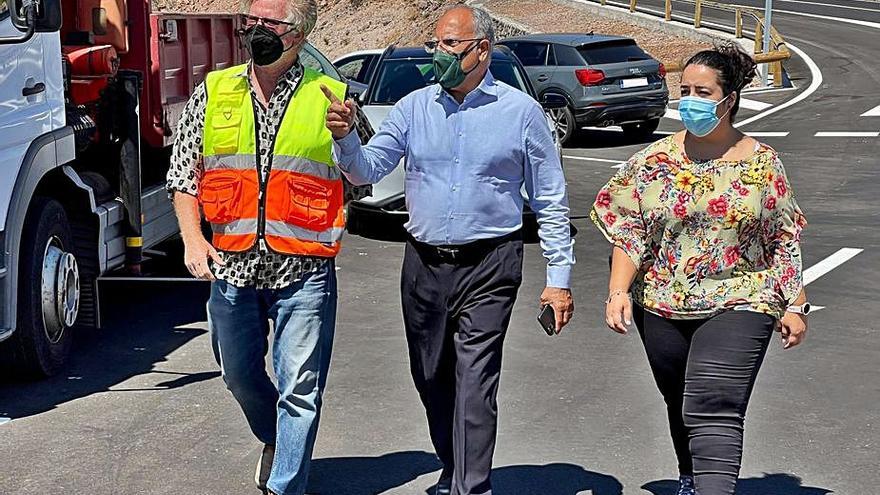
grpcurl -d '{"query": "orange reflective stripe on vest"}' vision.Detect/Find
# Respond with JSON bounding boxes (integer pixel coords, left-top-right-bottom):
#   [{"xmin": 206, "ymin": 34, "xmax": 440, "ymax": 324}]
[{"xmin": 199, "ymin": 63, "xmax": 348, "ymax": 257}]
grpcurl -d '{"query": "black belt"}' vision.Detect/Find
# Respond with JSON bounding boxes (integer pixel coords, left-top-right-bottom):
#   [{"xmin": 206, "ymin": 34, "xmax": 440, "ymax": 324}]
[{"xmin": 408, "ymin": 230, "xmax": 522, "ymax": 263}]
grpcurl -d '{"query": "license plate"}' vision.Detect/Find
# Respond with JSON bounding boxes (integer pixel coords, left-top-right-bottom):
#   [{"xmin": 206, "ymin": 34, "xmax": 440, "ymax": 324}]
[{"xmin": 620, "ymin": 77, "xmax": 649, "ymax": 89}]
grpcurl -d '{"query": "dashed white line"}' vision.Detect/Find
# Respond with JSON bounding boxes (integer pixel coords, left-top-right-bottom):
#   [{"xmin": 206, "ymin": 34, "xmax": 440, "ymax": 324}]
[
  {"xmin": 861, "ymin": 104, "xmax": 880, "ymax": 117},
  {"xmin": 563, "ymin": 155, "xmax": 625, "ymax": 166},
  {"xmin": 804, "ymin": 248, "xmax": 864, "ymax": 286},
  {"xmin": 814, "ymin": 131, "xmax": 880, "ymax": 137},
  {"xmin": 745, "ymin": 132, "xmax": 790, "ymax": 137},
  {"xmin": 742, "ymin": 86, "xmax": 798, "ymax": 95},
  {"xmin": 739, "ymin": 98, "xmax": 773, "ymax": 111}
]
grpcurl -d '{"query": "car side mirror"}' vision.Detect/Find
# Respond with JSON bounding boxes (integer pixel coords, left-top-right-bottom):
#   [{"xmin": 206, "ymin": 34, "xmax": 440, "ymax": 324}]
[{"xmin": 540, "ymin": 93, "xmax": 568, "ymax": 110}]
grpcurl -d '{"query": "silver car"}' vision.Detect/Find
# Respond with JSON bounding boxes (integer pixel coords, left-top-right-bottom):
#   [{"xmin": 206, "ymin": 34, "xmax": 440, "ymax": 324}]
[{"xmin": 498, "ymin": 33, "xmax": 669, "ymax": 144}]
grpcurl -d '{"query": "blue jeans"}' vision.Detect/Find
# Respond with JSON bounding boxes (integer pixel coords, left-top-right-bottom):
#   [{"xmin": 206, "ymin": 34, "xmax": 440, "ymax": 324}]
[{"xmin": 208, "ymin": 260, "xmax": 337, "ymax": 495}]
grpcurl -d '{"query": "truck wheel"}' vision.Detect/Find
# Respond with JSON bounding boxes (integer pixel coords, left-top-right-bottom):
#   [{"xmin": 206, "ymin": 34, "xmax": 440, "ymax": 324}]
[
  {"xmin": 622, "ymin": 118, "xmax": 661, "ymax": 142},
  {"xmin": 1, "ymin": 198, "xmax": 80, "ymax": 378}
]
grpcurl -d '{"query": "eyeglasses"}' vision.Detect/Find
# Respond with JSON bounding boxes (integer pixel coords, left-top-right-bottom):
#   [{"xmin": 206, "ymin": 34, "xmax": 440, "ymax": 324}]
[
  {"xmin": 424, "ymin": 38, "xmax": 485, "ymax": 54},
  {"xmin": 239, "ymin": 13, "xmax": 297, "ymax": 32}
]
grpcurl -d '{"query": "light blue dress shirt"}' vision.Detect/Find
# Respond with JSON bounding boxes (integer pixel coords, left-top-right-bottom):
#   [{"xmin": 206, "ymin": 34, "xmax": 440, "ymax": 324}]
[{"xmin": 333, "ymin": 71, "xmax": 575, "ymax": 288}]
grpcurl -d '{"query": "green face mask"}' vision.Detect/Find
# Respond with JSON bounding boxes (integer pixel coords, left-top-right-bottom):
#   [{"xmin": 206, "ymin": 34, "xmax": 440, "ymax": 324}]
[{"xmin": 432, "ymin": 42, "xmax": 481, "ymax": 90}]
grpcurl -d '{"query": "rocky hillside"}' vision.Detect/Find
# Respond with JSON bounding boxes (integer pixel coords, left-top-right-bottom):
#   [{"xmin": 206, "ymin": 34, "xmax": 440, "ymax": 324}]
[
  {"xmin": 153, "ymin": 0, "xmax": 465, "ymax": 60},
  {"xmin": 153, "ymin": 0, "xmax": 709, "ymax": 76}
]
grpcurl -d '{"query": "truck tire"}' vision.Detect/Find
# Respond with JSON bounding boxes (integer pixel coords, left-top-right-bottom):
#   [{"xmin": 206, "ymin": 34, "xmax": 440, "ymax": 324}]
[{"xmin": 0, "ymin": 197, "xmax": 80, "ymax": 378}]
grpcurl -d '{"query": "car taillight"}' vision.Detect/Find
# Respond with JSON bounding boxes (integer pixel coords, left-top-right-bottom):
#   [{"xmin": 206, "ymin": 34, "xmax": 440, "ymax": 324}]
[
  {"xmin": 659, "ymin": 63, "xmax": 667, "ymax": 79},
  {"xmin": 575, "ymin": 69, "xmax": 605, "ymax": 86}
]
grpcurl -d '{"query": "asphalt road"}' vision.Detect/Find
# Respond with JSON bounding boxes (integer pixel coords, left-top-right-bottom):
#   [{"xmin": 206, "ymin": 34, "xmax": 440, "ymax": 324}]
[{"xmin": 1, "ymin": 1, "xmax": 878, "ymax": 494}]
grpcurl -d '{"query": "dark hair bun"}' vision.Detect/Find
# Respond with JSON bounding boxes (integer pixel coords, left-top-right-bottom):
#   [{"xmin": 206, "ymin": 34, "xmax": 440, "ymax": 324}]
[
  {"xmin": 686, "ymin": 41, "xmax": 758, "ymax": 94},
  {"xmin": 715, "ymin": 41, "xmax": 758, "ymax": 92}
]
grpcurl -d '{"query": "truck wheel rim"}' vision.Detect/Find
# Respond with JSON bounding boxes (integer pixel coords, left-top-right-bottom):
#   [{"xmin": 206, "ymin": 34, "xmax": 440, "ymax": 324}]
[{"xmin": 41, "ymin": 237, "xmax": 80, "ymax": 344}]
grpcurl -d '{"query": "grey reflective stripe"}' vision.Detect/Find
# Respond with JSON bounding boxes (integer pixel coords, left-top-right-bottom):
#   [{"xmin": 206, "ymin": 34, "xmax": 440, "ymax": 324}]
[
  {"xmin": 265, "ymin": 220, "xmax": 344, "ymax": 243},
  {"xmin": 211, "ymin": 218, "xmax": 258, "ymax": 234},
  {"xmin": 204, "ymin": 154, "xmax": 254, "ymax": 171},
  {"xmin": 272, "ymin": 155, "xmax": 341, "ymax": 180},
  {"xmin": 204, "ymin": 154, "xmax": 340, "ymax": 181}
]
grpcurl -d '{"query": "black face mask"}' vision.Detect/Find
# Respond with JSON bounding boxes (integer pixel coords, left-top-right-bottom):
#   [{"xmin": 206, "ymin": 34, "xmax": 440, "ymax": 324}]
[{"xmin": 243, "ymin": 24, "xmax": 295, "ymax": 66}]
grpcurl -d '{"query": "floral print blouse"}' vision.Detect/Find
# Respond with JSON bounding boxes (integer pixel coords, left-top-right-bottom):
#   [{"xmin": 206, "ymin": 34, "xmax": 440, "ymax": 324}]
[{"xmin": 591, "ymin": 135, "xmax": 807, "ymax": 320}]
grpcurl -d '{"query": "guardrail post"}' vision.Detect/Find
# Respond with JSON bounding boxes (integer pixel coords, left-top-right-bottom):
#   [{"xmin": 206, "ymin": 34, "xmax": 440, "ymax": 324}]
[
  {"xmin": 772, "ymin": 61, "xmax": 783, "ymax": 87},
  {"xmin": 694, "ymin": 0, "xmax": 702, "ymax": 28},
  {"xmin": 665, "ymin": 0, "xmax": 672, "ymax": 21},
  {"xmin": 735, "ymin": 9, "xmax": 743, "ymax": 38},
  {"xmin": 754, "ymin": 21, "xmax": 763, "ymax": 53},
  {"xmin": 630, "ymin": 0, "xmax": 637, "ymax": 12}
]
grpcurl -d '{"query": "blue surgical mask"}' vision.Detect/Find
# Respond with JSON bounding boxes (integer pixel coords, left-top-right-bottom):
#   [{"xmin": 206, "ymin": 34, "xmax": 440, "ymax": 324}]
[{"xmin": 678, "ymin": 94, "xmax": 732, "ymax": 137}]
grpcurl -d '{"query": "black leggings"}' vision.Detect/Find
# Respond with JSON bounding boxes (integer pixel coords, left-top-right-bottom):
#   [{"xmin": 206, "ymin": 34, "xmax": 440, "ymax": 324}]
[{"xmin": 634, "ymin": 305, "xmax": 775, "ymax": 495}]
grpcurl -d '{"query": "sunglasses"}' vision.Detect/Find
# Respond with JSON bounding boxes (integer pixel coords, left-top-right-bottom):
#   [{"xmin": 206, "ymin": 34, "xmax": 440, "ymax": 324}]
[
  {"xmin": 424, "ymin": 38, "xmax": 485, "ymax": 54},
  {"xmin": 239, "ymin": 13, "xmax": 297, "ymax": 32}
]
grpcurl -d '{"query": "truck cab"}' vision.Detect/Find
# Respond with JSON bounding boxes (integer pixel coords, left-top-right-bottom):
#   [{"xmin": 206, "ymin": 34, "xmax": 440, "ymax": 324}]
[{"xmin": 0, "ymin": 0, "xmax": 239, "ymax": 377}]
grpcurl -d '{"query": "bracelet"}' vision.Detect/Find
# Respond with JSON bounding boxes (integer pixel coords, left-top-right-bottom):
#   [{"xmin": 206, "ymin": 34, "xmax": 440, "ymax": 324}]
[{"xmin": 605, "ymin": 290, "xmax": 629, "ymax": 304}]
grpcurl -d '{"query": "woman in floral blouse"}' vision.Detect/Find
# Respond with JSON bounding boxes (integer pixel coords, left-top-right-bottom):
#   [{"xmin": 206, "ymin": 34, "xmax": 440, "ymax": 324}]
[{"xmin": 592, "ymin": 44, "xmax": 809, "ymax": 495}]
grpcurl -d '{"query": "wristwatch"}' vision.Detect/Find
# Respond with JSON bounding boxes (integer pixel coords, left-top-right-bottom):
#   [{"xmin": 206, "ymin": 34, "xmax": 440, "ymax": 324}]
[{"xmin": 786, "ymin": 303, "xmax": 812, "ymax": 315}]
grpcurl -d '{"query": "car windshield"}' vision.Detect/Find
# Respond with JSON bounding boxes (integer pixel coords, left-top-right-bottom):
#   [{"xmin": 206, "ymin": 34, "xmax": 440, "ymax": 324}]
[
  {"xmin": 367, "ymin": 57, "xmax": 529, "ymax": 105},
  {"xmin": 577, "ymin": 40, "xmax": 649, "ymax": 64}
]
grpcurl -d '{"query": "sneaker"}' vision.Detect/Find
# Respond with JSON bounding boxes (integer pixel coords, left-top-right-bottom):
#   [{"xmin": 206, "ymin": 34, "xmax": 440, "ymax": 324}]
[
  {"xmin": 677, "ymin": 475, "xmax": 695, "ymax": 495},
  {"xmin": 255, "ymin": 444, "xmax": 275, "ymax": 491}
]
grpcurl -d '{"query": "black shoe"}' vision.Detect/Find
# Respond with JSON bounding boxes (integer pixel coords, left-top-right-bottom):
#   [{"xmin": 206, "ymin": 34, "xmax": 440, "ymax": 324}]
[{"xmin": 433, "ymin": 474, "xmax": 452, "ymax": 495}]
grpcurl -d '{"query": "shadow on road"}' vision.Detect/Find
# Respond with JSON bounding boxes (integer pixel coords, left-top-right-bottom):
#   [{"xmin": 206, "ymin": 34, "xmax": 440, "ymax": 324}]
[
  {"xmin": 566, "ymin": 128, "xmax": 664, "ymax": 150},
  {"xmin": 307, "ymin": 450, "xmax": 623, "ymax": 495},
  {"xmin": 0, "ymin": 282, "xmax": 214, "ymax": 419},
  {"xmin": 643, "ymin": 473, "xmax": 833, "ymax": 495},
  {"xmin": 308, "ymin": 450, "xmax": 442, "ymax": 494},
  {"xmin": 492, "ymin": 463, "xmax": 623, "ymax": 495}
]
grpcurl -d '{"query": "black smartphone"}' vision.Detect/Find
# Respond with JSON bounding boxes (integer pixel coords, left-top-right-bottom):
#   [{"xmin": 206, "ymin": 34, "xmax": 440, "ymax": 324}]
[{"xmin": 537, "ymin": 305, "xmax": 556, "ymax": 336}]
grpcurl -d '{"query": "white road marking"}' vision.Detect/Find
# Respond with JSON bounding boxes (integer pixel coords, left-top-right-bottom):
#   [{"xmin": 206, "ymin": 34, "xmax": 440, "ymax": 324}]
[
  {"xmin": 772, "ymin": 8, "xmax": 880, "ymax": 29},
  {"xmin": 861, "ymin": 104, "xmax": 880, "ymax": 117},
  {"xmin": 776, "ymin": 0, "xmax": 880, "ymax": 12},
  {"xmin": 563, "ymin": 155, "xmax": 626, "ymax": 168},
  {"xmin": 742, "ymin": 86, "xmax": 798, "ymax": 95},
  {"xmin": 745, "ymin": 132, "xmax": 790, "ymax": 137},
  {"xmin": 582, "ymin": 125, "xmax": 623, "ymax": 131},
  {"xmin": 814, "ymin": 131, "xmax": 880, "ymax": 137},
  {"xmin": 665, "ymin": 108, "xmax": 681, "ymax": 121},
  {"xmin": 735, "ymin": 42, "xmax": 823, "ymax": 128},
  {"xmin": 0, "ymin": 417, "xmax": 9, "ymax": 426},
  {"xmin": 739, "ymin": 98, "xmax": 773, "ymax": 111},
  {"xmin": 803, "ymin": 248, "xmax": 864, "ymax": 286}
]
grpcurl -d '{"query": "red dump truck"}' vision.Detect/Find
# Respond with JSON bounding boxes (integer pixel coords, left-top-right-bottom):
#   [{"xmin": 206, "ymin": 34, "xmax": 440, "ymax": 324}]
[{"xmin": 0, "ymin": 0, "xmax": 363, "ymax": 377}]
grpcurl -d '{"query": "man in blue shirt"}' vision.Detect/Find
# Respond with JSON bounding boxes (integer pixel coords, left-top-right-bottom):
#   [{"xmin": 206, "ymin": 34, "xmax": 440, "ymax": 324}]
[{"xmin": 323, "ymin": 6, "xmax": 575, "ymax": 495}]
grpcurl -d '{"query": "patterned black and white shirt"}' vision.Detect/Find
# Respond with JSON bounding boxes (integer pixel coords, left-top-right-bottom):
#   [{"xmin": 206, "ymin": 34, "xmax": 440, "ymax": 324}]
[{"xmin": 166, "ymin": 62, "xmax": 326, "ymax": 289}]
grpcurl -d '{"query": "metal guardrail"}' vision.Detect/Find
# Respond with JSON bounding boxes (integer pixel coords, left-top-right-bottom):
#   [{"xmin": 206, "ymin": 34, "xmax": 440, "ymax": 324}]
[{"xmin": 590, "ymin": 0, "xmax": 790, "ymax": 87}]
